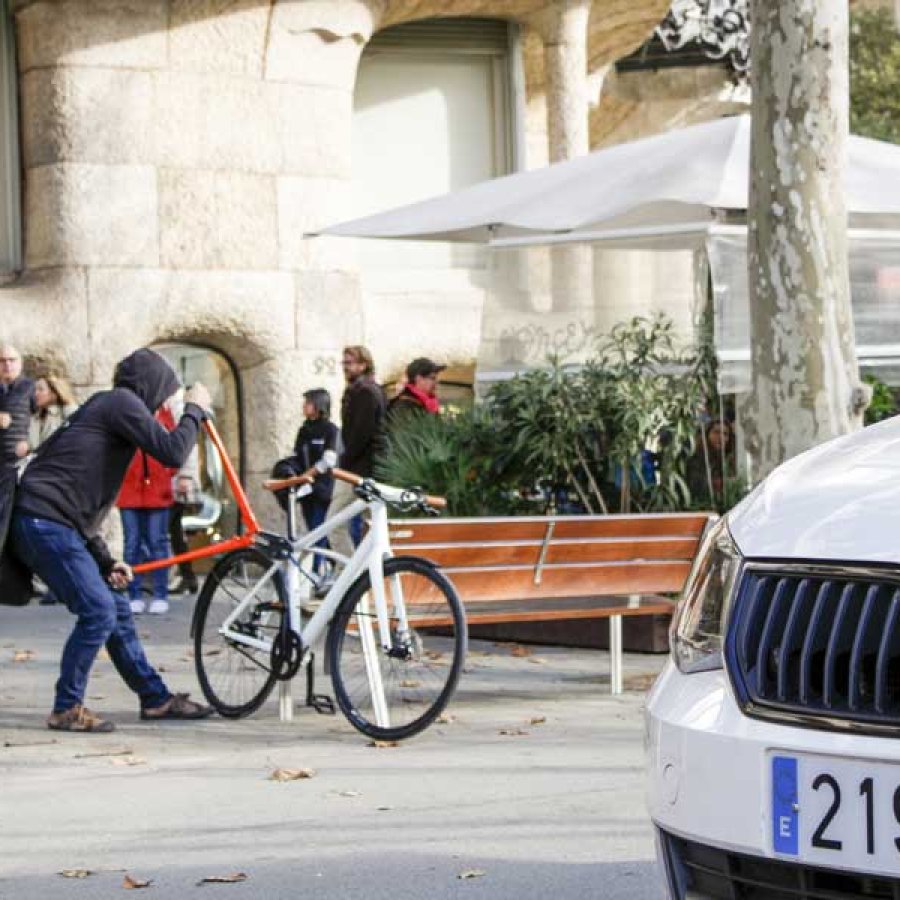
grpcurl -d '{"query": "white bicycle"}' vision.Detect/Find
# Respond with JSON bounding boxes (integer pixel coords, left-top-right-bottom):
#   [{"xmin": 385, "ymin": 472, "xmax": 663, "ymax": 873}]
[{"xmin": 191, "ymin": 466, "xmax": 467, "ymax": 741}]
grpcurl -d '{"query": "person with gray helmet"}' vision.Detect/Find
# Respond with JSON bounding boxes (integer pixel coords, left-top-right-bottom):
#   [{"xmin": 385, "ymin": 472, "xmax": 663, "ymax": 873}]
[{"xmin": 9, "ymin": 348, "xmax": 214, "ymax": 733}]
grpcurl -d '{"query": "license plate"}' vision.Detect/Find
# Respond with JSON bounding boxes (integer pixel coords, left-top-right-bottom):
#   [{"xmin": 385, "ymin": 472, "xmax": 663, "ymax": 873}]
[{"xmin": 771, "ymin": 753, "xmax": 900, "ymax": 877}]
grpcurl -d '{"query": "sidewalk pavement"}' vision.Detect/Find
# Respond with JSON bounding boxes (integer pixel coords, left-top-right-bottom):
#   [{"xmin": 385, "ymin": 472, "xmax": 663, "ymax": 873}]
[{"xmin": 0, "ymin": 598, "xmax": 667, "ymax": 900}]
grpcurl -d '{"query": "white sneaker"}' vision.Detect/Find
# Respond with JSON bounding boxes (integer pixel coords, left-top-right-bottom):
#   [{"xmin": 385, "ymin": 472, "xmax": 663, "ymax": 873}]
[
  {"xmin": 147, "ymin": 599, "xmax": 169, "ymax": 615},
  {"xmin": 130, "ymin": 599, "xmax": 146, "ymax": 615}
]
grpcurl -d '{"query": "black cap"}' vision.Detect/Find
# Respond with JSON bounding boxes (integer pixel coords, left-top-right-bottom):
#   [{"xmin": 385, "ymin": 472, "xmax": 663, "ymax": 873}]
[{"xmin": 406, "ymin": 358, "xmax": 446, "ymax": 381}]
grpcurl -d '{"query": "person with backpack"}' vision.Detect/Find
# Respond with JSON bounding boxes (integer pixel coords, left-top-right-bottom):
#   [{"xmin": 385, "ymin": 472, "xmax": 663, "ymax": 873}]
[
  {"xmin": 8, "ymin": 348, "xmax": 214, "ymax": 732},
  {"xmin": 294, "ymin": 389, "xmax": 339, "ymax": 534}
]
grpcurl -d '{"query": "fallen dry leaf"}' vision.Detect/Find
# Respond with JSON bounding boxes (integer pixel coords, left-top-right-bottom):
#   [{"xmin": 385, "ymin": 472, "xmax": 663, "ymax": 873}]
[
  {"xmin": 498, "ymin": 728, "xmax": 529, "ymax": 737},
  {"xmin": 528, "ymin": 657, "xmax": 548, "ymax": 665},
  {"xmin": 625, "ymin": 671, "xmax": 659, "ymax": 692},
  {"xmin": 204, "ymin": 649, "xmax": 223, "ymax": 657},
  {"xmin": 457, "ymin": 869, "xmax": 487, "ymax": 880},
  {"xmin": 399, "ymin": 679, "xmax": 420, "ymax": 688},
  {"xmin": 123, "ymin": 874, "xmax": 153, "ymax": 889},
  {"xmin": 269, "ymin": 767, "xmax": 315, "ymax": 782},
  {"xmin": 110, "ymin": 756, "xmax": 147, "ymax": 767},
  {"xmin": 509, "ymin": 645, "xmax": 532, "ymax": 658},
  {"xmin": 436, "ymin": 713, "xmax": 456, "ymax": 724},
  {"xmin": 530, "ymin": 716, "xmax": 547, "ymax": 726},
  {"xmin": 338, "ymin": 790, "xmax": 361, "ymax": 798},
  {"xmin": 197, "ymin": 873, "xmax": 248, "ymax": 885},
  {"xmin": 59, "ymin": 869, "xmax": 93, "ymax": 879},
  {"xmin": 368, "ymin": 740, "xmax": 399, "ymax": 749},
  {"xmin": 425, "ymin": 650, "xmax": 444, "ymax": 661},
  {"xmin": 12, "ymin": 649, "xmax": 35, "ymax": 662}
]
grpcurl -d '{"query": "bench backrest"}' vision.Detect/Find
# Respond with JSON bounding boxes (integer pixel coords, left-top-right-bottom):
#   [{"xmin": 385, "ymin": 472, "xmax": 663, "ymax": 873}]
[{"xmin": 389, "ymin": 513, "xmax": 712, "ymax": 603}]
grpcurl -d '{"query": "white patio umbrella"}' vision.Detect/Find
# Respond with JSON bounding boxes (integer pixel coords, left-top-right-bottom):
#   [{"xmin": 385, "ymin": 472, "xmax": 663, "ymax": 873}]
[{"xmin": 319, "ymin": 114, "xmax": 900, "ymax": 248}]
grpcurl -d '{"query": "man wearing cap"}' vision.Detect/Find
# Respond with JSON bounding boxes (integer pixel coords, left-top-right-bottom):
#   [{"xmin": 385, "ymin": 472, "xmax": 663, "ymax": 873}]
[{"xmin": 388, "ymin": 358, "xmax": 445, "ymax": 424}]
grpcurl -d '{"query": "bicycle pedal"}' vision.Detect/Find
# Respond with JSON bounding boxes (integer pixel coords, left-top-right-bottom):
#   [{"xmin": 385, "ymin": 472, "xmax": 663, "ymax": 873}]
[{"xmin": 308, "ymin": 694, "xmax": 336, "ymax": 716}]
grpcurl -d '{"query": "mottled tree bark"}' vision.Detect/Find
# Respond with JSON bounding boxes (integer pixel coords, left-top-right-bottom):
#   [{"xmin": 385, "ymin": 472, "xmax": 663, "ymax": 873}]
[
  {"xmin": 745, "ymin": 0, "xmax": 869, "ymax": 480},
  {"xmin": 542, "ymin": 0, "xmax": 593, "ymax": 313}
]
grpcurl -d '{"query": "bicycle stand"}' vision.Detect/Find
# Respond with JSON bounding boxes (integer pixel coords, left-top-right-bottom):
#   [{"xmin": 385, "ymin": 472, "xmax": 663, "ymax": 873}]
[{"xmin": 277, "ymin": 653, "xmax": 335, "ymax": 722}]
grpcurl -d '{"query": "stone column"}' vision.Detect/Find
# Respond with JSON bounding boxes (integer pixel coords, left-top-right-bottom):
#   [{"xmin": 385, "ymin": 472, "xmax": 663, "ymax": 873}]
[{"xmin": 541, "ymin": 0, "xmax": 593, "ymax": 315}]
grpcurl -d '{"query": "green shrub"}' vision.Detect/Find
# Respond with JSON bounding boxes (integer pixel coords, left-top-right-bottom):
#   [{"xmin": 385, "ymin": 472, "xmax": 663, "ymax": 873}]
[{"xmin": 378, "ymin": 314, "xmax": 746, "ymax": 517}]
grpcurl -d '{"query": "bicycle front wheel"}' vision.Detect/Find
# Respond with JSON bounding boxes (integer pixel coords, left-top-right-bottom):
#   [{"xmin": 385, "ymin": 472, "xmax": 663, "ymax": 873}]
[
  {"xmin": 193, "ymin": 548, "xmax": 285, "ymax": 718},
  {"xmin": 328, "ymin": 555, "xmax": 466, "ymax": 741}
]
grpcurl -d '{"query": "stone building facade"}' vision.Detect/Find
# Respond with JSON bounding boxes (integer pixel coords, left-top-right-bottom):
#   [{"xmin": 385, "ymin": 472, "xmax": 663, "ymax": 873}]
[{"xmin": 0, "ymin": 0, "xmax": 743, "ymax": 524}]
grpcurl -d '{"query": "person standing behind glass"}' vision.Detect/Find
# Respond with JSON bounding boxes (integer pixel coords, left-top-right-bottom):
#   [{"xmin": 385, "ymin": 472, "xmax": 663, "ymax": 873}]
[
  {"xmin": 0, "ymin": 344, "xmax": 35, "ymax": 468},
  {"xmin": 29, "ymin": 374, "xmax": 79, "ymax": 452},
  {"xmin": 294, "ymin": 389, "xmax": 339, "ymax": 573},
  {"xmin": 116, "ymin": 404, "xmax": 179, "ymax": 616}
]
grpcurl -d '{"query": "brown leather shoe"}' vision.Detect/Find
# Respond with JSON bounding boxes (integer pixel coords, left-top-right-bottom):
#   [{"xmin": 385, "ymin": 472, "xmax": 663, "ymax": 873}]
[
  {"xmin": 47, "ymin": 704, "xmax": 116, "ymax": 733},
  {"xmin": 140, "ymin": 693, "xmax": 213, "ymax": 721}
]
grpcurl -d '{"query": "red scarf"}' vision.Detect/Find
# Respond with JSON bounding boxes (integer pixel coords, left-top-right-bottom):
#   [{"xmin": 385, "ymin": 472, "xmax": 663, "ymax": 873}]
[{"xmin": 405, "ymin": 383, "xmax": 440, "ymax": 414}]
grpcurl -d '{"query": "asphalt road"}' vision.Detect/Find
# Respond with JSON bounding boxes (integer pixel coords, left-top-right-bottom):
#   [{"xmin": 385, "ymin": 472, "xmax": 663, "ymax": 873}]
[{"xmin": 0, "ymin": 599, "xmax": 667, "ymax": 899}]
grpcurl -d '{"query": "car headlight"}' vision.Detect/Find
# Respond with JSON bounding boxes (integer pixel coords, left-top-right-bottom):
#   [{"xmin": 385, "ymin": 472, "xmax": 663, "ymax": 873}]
[{"xmin": 670, "ymin": 517, "xmax": 742, "ymax": 674}]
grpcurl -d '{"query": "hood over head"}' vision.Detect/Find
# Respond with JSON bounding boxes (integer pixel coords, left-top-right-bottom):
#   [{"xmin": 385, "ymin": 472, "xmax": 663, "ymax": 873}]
[{"xmin": 113, "ymin": 348, "xmax": 179, "ymax": 413}]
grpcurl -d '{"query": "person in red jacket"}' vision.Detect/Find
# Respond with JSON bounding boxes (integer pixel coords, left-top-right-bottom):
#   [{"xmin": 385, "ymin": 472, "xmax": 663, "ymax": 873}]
[{"xmin": 117, "ymin": 405, "xmax": 179, "ymax": 615}]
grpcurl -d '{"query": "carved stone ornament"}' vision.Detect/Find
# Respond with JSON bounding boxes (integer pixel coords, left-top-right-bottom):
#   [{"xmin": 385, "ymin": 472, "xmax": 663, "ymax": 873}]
[{"xmin": 656, "ymin": 0, "xmax": 751, "ymax": 74}]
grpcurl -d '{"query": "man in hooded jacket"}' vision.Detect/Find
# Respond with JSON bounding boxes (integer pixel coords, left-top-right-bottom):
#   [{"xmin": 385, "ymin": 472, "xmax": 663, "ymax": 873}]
[{"xmin": 10, "ymin": 348, "xmax": 213, "ymax": 732}]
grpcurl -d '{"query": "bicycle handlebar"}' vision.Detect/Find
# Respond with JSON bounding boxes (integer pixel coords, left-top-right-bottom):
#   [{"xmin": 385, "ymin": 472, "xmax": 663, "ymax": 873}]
[{"xmin": 262, "ymin": 468, "xmax": 448, "ymax": 511}]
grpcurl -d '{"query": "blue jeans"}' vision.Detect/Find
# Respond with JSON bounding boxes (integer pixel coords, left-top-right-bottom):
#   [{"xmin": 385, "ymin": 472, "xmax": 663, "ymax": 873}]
[
  {"xmin": 11, "ymin": 515, "xmax": 171, "ymax": 714},
  {"xmin": 120, "ymin": 507, "xmax": 171, "ymax": 600}
]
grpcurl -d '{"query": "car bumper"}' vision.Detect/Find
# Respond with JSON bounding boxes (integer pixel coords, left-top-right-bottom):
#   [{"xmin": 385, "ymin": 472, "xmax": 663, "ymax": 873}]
[{"xmin": 646, "ymin": 661, "xmax": 900, "ymax": 898}]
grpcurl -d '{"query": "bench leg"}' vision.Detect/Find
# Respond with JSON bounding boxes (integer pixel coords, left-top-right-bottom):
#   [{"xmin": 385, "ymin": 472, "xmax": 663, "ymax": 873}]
[
  {"xmin": 279, "ymin": 679, "xmax": 293, "ymax": 722},
  {"xmin": 609, "ymin": 614, "xmax": 623, "ymax": 695}
]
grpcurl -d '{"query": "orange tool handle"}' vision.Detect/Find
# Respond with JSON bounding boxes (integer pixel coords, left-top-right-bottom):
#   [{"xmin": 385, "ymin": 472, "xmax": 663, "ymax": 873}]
[{"xmin": 133, "ymin": 418, "xmax": 259, "ymax": 575}]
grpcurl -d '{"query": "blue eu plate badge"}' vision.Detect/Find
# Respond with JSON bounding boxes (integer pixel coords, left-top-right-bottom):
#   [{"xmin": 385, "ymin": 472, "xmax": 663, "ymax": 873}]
[{"xmin": 772, "ymin": 756, "xmax": 799, "ymax": 855}]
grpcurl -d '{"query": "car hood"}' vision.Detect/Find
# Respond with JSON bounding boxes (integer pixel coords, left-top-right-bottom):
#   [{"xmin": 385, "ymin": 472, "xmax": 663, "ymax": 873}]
[{"xmin": 728, "ymin": 416, "xmax": 900, "ymax": 564}]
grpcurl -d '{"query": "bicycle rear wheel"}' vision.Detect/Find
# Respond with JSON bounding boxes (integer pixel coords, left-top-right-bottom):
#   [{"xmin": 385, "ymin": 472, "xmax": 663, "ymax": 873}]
[
  {"xmin": 327, "ymin": 555, "xmax": 466, "ymax": 741},
  {"xmin": 194, "ymin": 548, "xmax": 285, "ymax": 718}
]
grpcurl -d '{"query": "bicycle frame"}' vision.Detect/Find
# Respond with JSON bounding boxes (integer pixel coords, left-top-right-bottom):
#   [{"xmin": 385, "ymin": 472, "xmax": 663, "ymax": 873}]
[{"xmin": 220, "ymin": 493, "xmax": 406, "ymax": 729}]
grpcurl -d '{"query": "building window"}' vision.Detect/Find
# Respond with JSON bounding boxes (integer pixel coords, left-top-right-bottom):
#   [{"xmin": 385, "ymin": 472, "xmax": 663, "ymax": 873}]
[
  {"xmin": 352, "ymin": 17, "xmax": 522, "ymax": 272},
  {"xmin": 0, "ymin": 4, "xmax": 20, "ymax": 273}
]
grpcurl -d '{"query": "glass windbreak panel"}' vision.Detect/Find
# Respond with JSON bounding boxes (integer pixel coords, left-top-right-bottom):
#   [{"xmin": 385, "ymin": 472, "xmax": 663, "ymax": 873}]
[
  {"xmin": 474, "ymin": 244, "xmax": 698, "ymax": 388},
  {"xmin": 708, "ymin": 228, "xmax": 900, "ymax": 391},
  {"xmin": 154, "ymin": 344, "xmax": 242, "ymax": 559}
]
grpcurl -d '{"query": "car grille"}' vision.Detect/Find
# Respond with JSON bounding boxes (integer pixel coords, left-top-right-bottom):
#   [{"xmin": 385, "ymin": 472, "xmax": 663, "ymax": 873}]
[
  {"xmin": 726, "ymin": 565, "xmax": 900, "ymax": 734},
  {"xmin": 661, "ymin": 832, "xmax": 900, "ymax": 899}
]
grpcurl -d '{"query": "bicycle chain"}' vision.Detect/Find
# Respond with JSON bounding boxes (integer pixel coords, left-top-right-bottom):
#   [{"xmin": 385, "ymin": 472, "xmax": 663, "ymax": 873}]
[{"xmin": 270, "ymin": 628, "xmax": 303, "ymax": 681}]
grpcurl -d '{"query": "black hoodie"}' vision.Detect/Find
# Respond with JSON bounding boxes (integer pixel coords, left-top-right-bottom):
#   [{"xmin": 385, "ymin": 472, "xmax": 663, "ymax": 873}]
[{"xmin": 15, "ymin": 349, "xmax": 205, "ymax": 571}]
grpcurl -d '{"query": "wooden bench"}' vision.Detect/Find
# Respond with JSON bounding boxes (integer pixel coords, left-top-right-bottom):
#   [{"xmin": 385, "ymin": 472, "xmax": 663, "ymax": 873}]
[{"xmin": 388, "ymin": 513, "xmax": 712, "ymax": 694}]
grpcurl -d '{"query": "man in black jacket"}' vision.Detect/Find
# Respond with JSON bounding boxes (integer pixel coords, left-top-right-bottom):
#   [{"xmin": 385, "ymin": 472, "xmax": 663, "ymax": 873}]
[
  {"xmin": 0, "ymin": 344, "xmax": 35, "ymax": 468},
  {"xmin": 324, "ymin": 346, "xmax": 385, "ymax": 562},
  {"xmin": 10, "ymin": 348, "xmax": 213, "ymax": 732}
]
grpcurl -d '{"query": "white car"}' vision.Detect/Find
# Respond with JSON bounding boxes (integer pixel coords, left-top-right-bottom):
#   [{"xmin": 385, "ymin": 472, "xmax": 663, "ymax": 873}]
[{"xmin": 647, "ymin": 417, "xmax": 900, "ymax": 898}]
